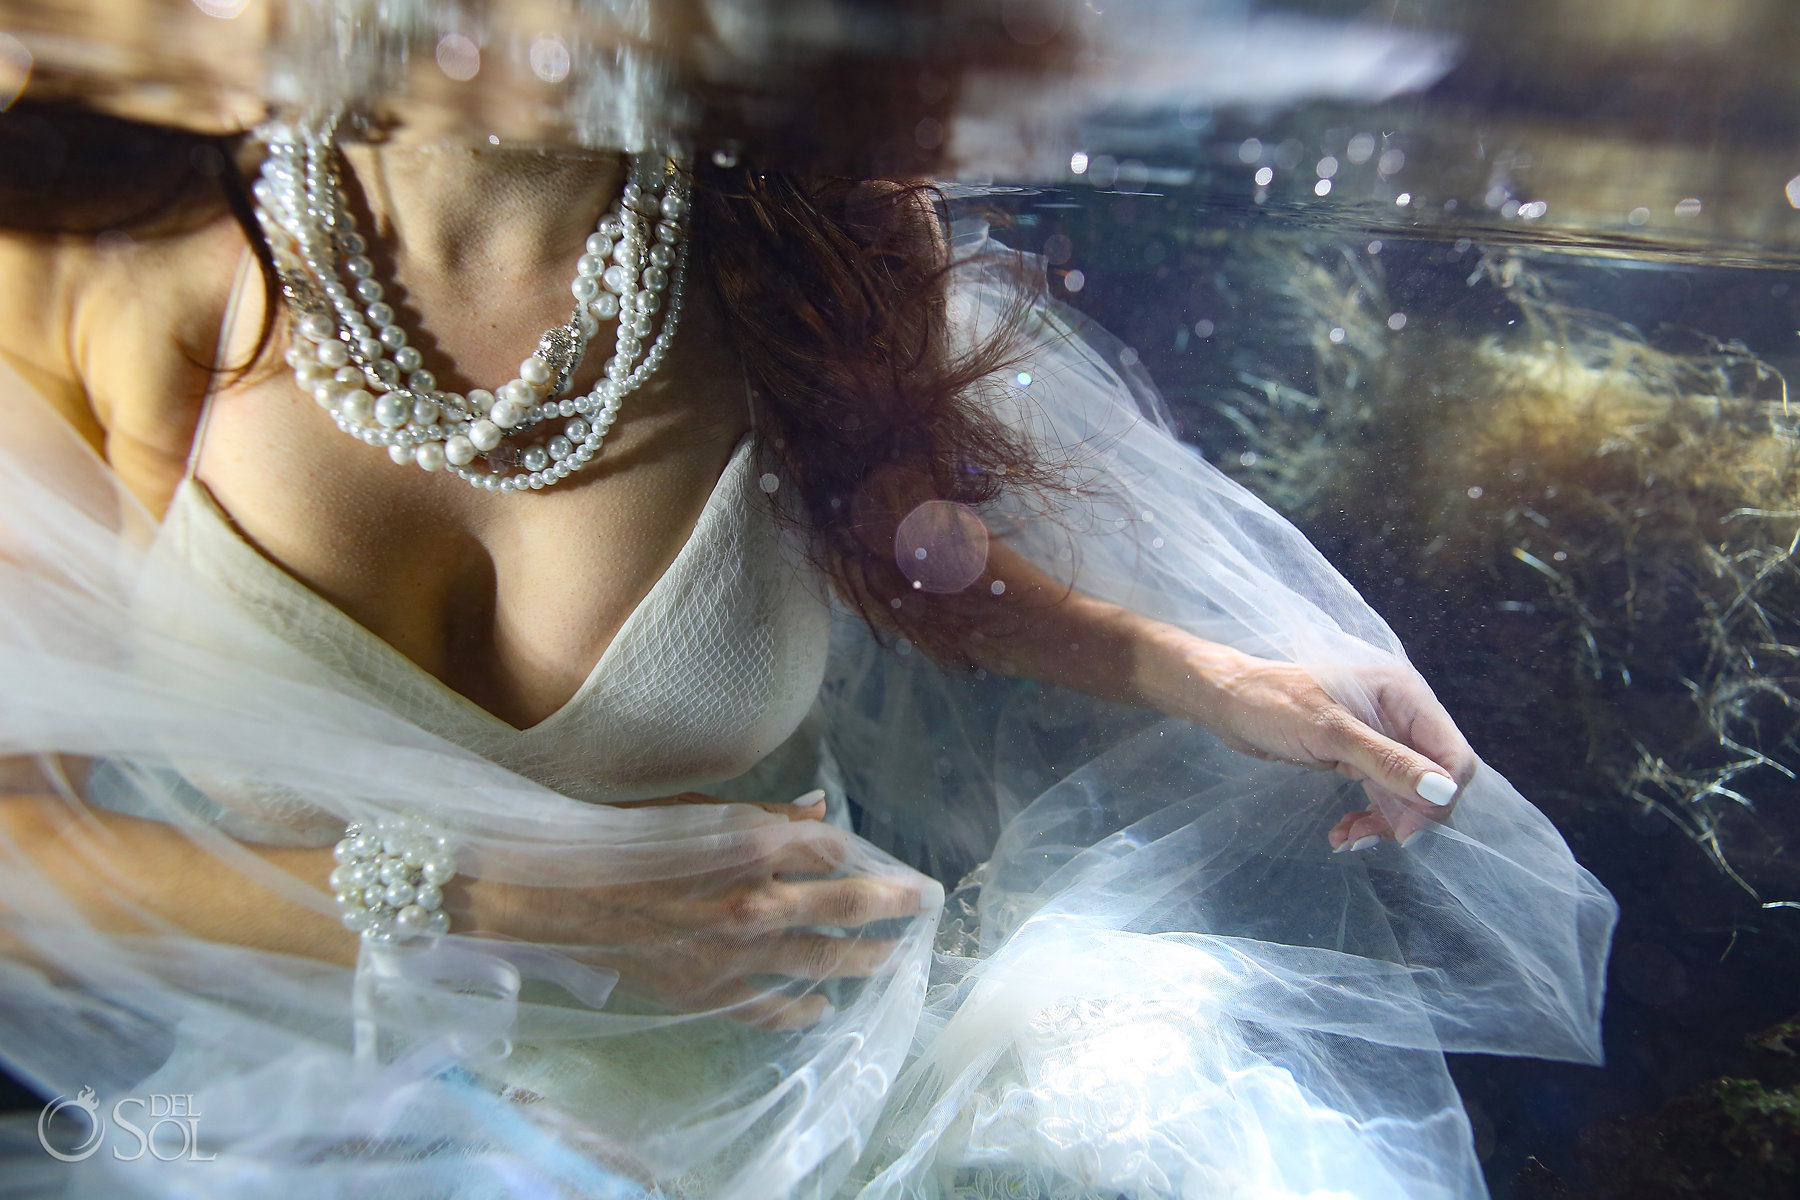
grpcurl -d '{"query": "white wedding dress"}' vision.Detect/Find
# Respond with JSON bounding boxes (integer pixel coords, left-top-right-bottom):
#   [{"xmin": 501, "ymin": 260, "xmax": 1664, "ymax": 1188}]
[{"xmin": 0, "ymin": 238, "xmax": 1615, "ymax": 1200}]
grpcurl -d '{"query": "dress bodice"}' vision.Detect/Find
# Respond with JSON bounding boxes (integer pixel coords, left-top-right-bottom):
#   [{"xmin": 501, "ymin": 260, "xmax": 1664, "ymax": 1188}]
[{"xmin": 145, "ymin": 435, "xmax": 833, "ymax": 805}]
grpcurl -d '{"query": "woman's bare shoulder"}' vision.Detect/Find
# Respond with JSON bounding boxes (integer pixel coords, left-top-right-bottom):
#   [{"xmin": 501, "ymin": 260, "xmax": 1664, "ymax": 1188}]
[{"xmin": 0, "ymin": 216, "xmax": 248, "ymax": 495}]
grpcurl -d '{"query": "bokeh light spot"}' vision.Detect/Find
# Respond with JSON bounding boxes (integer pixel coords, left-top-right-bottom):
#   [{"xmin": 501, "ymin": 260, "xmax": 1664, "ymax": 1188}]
[
  {"xmin": 896, "ymin": 502, "xmax": 991, "ymax": 594},
  {"xmin": 436, "ymin": 33, "xmax": 480, "ymax": 82},
  {"xmin": 529, "ymin": 37, "xmax": 571, "ymax": 83}
]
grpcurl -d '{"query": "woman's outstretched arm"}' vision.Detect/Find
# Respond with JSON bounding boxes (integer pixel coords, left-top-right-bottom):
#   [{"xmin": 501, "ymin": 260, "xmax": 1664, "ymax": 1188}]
[{"xmin": 929, "ymin": 539, "xmax": 1476, "ymax": 849}]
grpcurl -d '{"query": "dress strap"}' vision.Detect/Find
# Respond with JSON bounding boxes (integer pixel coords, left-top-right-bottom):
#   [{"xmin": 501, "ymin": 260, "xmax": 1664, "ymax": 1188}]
[{"xmin": 185, "ymin": 250, "xmax": 259, "ymax": 483}]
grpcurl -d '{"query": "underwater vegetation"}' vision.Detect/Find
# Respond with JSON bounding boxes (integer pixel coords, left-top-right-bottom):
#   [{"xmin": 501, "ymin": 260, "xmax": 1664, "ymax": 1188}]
[
  {"xmin": 1201, "ymin": 242, "xmax": 1800, "ymax": 1193},
  {"xmin": 1219, "ymin": 245, "xmax": 1800, "ymax": 912}
]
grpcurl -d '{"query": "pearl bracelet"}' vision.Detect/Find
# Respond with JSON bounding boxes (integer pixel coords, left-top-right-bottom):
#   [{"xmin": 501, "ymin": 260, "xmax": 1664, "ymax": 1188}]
[{"xmin": 329, "ymin": 816, "xmax": 455, "ymax": 942}]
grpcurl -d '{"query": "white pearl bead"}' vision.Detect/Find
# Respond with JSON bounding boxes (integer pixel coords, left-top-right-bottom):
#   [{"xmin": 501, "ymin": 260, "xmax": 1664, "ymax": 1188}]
[
  {"xmin": 426, "ymin": 910, "xmax": 450, "ymax": 935},
  {"xmin": 339, "ymin": 389, "xmax": 375, "ymax": 425},
  {"xmin": 412, "ymin": 882, "xmax": 443, "ymax": 911},
  {"xmin": 412, "ymin": 398, "xmax": 441, "ymax": 425},
  {"xmin": 519, "ymin": 356, "xmax": 552, "ymax": 387},
  {"xmin": 316, "ymin": 339, "xmax": 350, "ymax": 368},
  {"xmin": 346, "ymin": 861, "xmax": 377, "ymax": 888},
  {"xmin": 576, "ymin": 253, "xmax": 605, "ymax": 277},
  {"xmin": 351, "ymin": 833, "xmax": 381, "ymax": 858},
  {"xmin": 585, "ymin": 232, "xmax": 612, "ymax": 255},
  {"xmin": 469, "ymin": 419, "xmax": 503, "ymax": 451},
  {"xmin": 589, "ymin": 293, "xmax": 620, "ymax": 320},
  {"xmin": 378, "ymin": 858, "xmax": 407, "ymax": 885},
  {"xmin": 299, "ymin": 313, "xmax": 334, "ymax": 341},
  {"xmin": 565, "ymin": 417, "xmax": 590, "ymax": 440},
  {"xmin": 415, "ymin": 442, "xmax": 446, "ymax": 472},
  {"xmin": 366, "ymin": 302, "xmax": 394, "ymax": 326},
  {"xmin": 296, "ymin": 361, "xmax": 332, "ymax": 388},
  {"xmin": 444, "ymin": 434, "xmax": 477, "ymax": 465},
  {"xmin": 379, "ymin": 325, "xmax": 406, "ymax": 350},
  {"xmin": 642, "ymin": 266, "xmax": 667, "ymax": 291},
  {"xmin": 547, "ymin": 436, "xmax": 572, "ymax": 461},
  {"xmin": 490, "ymin": 399, "xmax": 525, "ymax": 429},
  {"xmin": 499, "ymin": 379, "xmax": 535, "ymax": 406},
  {"xmin": 602, "ymin": 264, "xmax": 629, "ymax": 293},
  {"xmin": 571, "ymin": 276, "xmax": 600, "ymax": 302},
  {"xmin": 395, "ymin": 904, "xmax": 430, "ymax": 934},
  {"xmin": 334, "ymin": 365, "xmax": 365, "ymax": 386},
  {"xmin": 522, "ymin": 446, "xmax": 549, "ymax": 472},
  {"xmin": 332, "ymin": 838, "xmax": 359, "ymax": 863},
  {"xmin": 328, "ymin": 864, "xmax": 354, "ymax": 890},
  {"xmin": 342, "ymin": 908, "xmax": 372, "ymax": 932},
  {"xmin": 354, "ymin": 278, "xmax": 382, "ymax": 302},
  {"xmin": 421, "ymin": 856, "xmax": 454, "ymax": 884},
  {"xmin": 388, "ymin": 444, "xmax": 413, "ymax": 465},
  {"xmin": 383, "ymin": 881, "xmax": 416, "ymax": 908},
  {"xmin": 343, "ymin": 255, "xmax": 373, "ymax": 278},
  {"xmin": 392, "ymin": 345, "xmax": 422, "ymax": 372},
  {"xmin": 374, "ymin": 394, "xmax": 410, "ymax": 428}
]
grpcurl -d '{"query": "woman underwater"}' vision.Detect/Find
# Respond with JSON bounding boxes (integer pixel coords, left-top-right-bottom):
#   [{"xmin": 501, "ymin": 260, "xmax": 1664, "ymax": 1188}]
[{"xmin": 0, "ymin": 4, "xmax": 1615, "ymax": 1197}]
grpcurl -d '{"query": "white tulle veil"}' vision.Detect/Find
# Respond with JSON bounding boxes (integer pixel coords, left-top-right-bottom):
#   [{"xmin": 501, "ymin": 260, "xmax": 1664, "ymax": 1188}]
[{"xmin": 0, "ymin": 226, "xmax": 1614, "ymax": 1198}]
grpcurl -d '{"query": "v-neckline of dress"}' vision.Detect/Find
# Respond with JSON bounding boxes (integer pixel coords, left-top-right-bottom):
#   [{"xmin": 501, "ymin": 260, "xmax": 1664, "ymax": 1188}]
[{"xmin": 174, "ymin": 433, "xmax": 754, "ymax": 737}]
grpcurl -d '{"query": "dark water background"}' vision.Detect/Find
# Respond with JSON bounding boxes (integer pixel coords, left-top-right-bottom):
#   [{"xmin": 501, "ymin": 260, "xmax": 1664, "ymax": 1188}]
[{"xmin": 995, "ymin": 184, "xmax": 1800, "ymax": 1195}]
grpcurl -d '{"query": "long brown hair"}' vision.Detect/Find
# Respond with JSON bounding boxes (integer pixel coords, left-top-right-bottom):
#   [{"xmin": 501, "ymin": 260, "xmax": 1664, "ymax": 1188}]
[
  {"xmin": 0, "ymin": 100, "xmax": 1060, "ymax": 659},
  {"xmin": 692, "ymin": 167, "xmax": 1059, "ymax": 656}
]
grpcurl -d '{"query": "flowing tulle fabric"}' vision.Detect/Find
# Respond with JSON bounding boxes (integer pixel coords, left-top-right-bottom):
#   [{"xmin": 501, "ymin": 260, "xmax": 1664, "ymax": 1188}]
[{"xmin": 0, "ymin": 237, "xmax": 1614, "ymax": 1199}]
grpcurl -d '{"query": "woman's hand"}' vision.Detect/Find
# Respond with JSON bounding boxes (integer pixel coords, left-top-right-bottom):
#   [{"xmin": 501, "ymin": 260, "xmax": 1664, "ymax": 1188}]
[
  {"xmin": 450, "ymin": 791, "xmax": 937, "ymax": 1030},
  {"xmin": 1140, "ymin": 633, "xmax": 1478, "ymax": 851}
]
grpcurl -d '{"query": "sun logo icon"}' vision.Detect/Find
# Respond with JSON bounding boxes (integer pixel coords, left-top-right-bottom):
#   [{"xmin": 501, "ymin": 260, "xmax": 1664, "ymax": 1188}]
[{"xmin": 37, "ymin": 1085, "xmax": 104, "ymax": 1162}]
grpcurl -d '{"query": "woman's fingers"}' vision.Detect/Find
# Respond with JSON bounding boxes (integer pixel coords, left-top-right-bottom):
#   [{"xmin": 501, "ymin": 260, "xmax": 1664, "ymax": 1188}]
[
  {"xmin": 750, "ymin": 875, "xmax": 935, "ymax": 933},
  {"xmin": 752, "ymin": 933, "xmax": 902, "ymax": 980},
  {"xmin": 703, "ymin": 983, "xmax": 835, "ymax": 1031},
  {"xmin": 763, "ymin": 825, "xmax": 854, "ymax": 876},
  {"xmin": 1328, "ymin": 807, "xmax": 1395, "ymax": 852},
  {"xmin": 756, "ymin": 789, "xmax": 828, "ymax": 821},
  {"xmin": 1380, "ymin": 680, "xmax": 1479, "ymax": 783},
  {"xmin": 1320, "ymin": 706, "xmax": 1461, "ymax": 817}
]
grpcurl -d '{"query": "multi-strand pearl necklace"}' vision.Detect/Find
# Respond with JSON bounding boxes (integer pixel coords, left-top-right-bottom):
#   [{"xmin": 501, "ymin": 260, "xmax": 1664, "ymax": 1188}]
[{"xmin": 251, "ymin": 116, "xmax": 691, "ymax": 493}]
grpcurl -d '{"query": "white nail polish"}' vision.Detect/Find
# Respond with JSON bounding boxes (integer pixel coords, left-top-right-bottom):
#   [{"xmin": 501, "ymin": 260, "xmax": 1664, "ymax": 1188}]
[
  {"xmin": 1332, "ymin": 839, "xmax": 1352, "ymax": 854},
  {"xmin": 917, "ymin": 878, "xmax": 945, "ymax": 913},
  {"xmin": 793, "ymin": 788, "xmax": 826, "ymax": 807},
  {"xmin": 1415, "ymin": 773, "xmax": 1458, "ymax": 807},
  {"xmin": 1349, "ymin": 834, "xmax": 1381, "ymax": 852},
  {"xmin": 1400, "ymin": 828, "xmax": 1424, "ymax": 849}
]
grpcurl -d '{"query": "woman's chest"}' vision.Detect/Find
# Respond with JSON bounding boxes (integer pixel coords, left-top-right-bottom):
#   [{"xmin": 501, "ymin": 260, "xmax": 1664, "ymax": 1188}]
[{"xmin": 181, "ymin": 367, "xmax": 758, "ymax": 730}]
